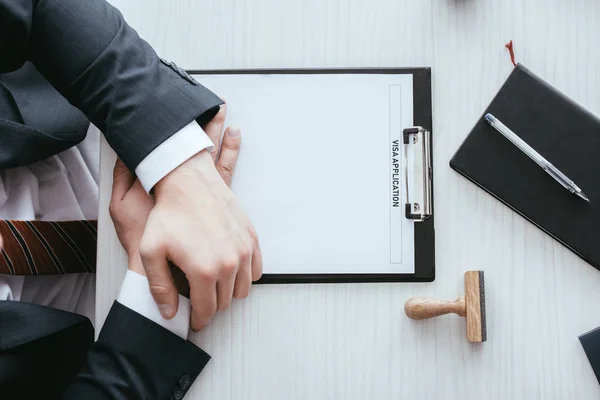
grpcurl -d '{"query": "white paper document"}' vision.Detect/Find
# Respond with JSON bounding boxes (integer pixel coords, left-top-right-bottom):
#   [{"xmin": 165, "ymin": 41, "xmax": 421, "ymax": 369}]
[{"xmin": 194, "ymin": 73, "xmax": 415, "ymax": 274}]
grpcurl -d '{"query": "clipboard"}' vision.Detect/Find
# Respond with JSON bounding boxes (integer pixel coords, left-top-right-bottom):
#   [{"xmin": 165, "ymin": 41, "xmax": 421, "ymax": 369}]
[{"xmin": 189, "ymin": 68, "xmax": 434, "ymax": 283}]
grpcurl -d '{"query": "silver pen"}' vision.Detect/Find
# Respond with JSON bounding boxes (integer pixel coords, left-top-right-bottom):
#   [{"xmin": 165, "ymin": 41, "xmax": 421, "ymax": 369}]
[{"xmin": 484, "ymin": 113, "xmax": 589, "ymax": 202}]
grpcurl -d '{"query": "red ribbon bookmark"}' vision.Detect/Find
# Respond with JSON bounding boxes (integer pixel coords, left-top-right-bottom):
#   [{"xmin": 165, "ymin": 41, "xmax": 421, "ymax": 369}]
[{"xmin": 505, "ymin": 40, "xmax": 517, "ymax": 67}]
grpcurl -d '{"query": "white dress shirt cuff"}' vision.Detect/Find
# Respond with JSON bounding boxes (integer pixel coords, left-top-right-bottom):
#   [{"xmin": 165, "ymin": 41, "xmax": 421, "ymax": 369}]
[
  {"xmin": 135, "ymin": 121, "xmax": 214, "ymax": 192},
  {"xmin": 117, "ymin": 270, "xmax": 191, "ymax": 339}
]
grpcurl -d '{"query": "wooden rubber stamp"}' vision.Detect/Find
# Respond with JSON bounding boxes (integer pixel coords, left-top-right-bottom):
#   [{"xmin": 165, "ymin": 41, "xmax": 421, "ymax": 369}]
[{"xmin": 404, "ymin": 271, "xmax": 487, "ymax": 343}]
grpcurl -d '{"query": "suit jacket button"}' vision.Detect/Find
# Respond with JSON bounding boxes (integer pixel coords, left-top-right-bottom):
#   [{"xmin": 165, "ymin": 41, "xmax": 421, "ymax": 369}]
[
  {"xmin": 186, "ymin": 74, "xmax": 199, "ymax": 85},
  {"xmin": 180, "ymin": 70, "xmax": 199, "ymax": 85},
  {"xmin": 173, "ymin": 386, "xmax": 185, "ymax": 400},
  {"xmin": 179, "ymin": 375, "xmax": 191, "ymax": 390}
]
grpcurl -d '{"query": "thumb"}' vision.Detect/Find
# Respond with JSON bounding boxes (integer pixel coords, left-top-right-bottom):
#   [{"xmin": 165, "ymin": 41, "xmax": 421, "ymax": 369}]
[
  {"xmin": 216, "ymin": 126, "xmax": 241, "ymax": 187},
  {"xmin": 140, "ymin": 237, "xmax": 180, "ymax": 319},
  {"xmin": 112, "ymin": 158, "xmax": 136, "ymax": 201}
]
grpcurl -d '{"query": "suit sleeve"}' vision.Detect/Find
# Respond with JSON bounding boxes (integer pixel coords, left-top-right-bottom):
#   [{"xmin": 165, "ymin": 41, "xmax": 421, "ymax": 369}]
[
  {"xmin": 0, "ymin": 0, "xmax": 223, "ymax": 172},
  {"xmin": 63, "ymin": 301, "xmax": 210, "ymax": 399}
]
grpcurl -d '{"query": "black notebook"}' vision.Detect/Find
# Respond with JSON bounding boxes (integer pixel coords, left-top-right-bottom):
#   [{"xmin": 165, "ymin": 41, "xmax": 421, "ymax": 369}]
[
  {"xmin": 579, "ymin": 326, "xmax": 600, "ymax": 386},
  {"xmin": 450, "ymin": 64, "xmax": 600, "ymax": 271}
]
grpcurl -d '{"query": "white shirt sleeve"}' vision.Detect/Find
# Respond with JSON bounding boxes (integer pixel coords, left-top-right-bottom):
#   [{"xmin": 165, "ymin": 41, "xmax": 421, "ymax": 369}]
[
  {"xmin": 0, "ymin": 276, "xmax": 24, "ymax": 301},
  {"xmin": 117, "ymin": 270, "xmax": 191, "ymax": 339},
  {"xmin": 135, "ymin": 121, "xmax": 214, "ymax": 193}
]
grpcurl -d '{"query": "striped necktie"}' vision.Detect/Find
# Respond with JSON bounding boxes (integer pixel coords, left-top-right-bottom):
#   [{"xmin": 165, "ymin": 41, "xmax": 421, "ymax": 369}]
[{"xmin": 0, "ymin": 220, "xmax": 97, "ymax": 275}]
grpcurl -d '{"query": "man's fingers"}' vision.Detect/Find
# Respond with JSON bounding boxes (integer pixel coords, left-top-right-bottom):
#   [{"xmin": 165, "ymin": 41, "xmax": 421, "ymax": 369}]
[
  {"xmin": 169, "ymin": 262, "xmax": 190, "ymax": 297},
  {"xmin": 111, "ymin": 158, "xmax": 135, "ymax": 201},
  {"xmin": 216, "ymin": 270, "xmax": 236, "ymax": 311},
  {"xmin": 233, "ymin": 258, "xmax": 252, "ymax": 299},
  {"xmin": 204, "ymin": 103, "xmax": 227, "ymax": 162},
  {"xmin": 140, "ymin": 240, "xmax": 179, "ymax": 319},
  {"xmin": 216, "ymin": 127, "xmax": 241, "ymax": 187},
  {"xmin": 251, "ymin": 242, "xmax": 264, "ymax": 282},
  {"xmin": 190, "ymin": 274, "xmax": 218, "ymax": 332}
]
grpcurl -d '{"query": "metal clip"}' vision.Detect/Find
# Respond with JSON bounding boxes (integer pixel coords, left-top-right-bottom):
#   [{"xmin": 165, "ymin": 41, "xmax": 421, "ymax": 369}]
[{"xmin": 403, "ymin": 127, "xmax": 432, "ymax": 221}]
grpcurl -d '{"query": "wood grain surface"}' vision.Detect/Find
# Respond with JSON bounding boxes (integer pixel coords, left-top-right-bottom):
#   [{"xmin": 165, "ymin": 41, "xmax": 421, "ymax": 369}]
[{"xmin": 97, "ymin": 0, "xmax": 600, "ymax": 398}]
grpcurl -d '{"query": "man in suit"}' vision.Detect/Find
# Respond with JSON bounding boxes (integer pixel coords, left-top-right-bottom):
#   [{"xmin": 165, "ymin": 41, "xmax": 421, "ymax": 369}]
[
  {"xmin": 0, "ymin": 114, "xmax": 242, "ymax": 397},
  {"xmin": 0, "ymin": 0, "xmax": 263, "ymax": 330}
]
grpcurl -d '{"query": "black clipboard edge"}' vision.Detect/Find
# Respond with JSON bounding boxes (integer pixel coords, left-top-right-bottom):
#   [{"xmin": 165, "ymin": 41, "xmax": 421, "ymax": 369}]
[{"xmin": 188, "ymin": 67, "xmax": 435, "ymax": 283}]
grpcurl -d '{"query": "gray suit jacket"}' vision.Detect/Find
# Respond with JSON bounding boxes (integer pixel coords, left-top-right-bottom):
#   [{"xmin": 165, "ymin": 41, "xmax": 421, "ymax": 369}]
[
  {"xmin": 0, "ymin": 0, "xmax": 220, "ymax": 398},
  {"xmin": 1, "ymin": 299, "xmax": 210, "ymax": 399},
  {"xmin": 0, "ymin": 0, "xmax": 223, "ymax": 171}
]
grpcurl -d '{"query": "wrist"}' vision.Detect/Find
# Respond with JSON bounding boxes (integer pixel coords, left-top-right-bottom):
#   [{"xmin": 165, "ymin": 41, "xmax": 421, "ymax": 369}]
[
  {"xmin": 154, "ymin": 149, "xmax": 219, "ymax": 199},
  {"xmin": 128, "ymin": 254, "xmax": 146, "ymax": 276}
]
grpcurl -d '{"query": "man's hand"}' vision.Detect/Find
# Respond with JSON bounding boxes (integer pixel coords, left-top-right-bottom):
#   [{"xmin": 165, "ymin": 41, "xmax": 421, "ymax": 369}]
[
  {"xmin": 139, "ymin": 104, "xmax": 263, "ymax": 331},
  {"xmin": 109, "ymin": 160, "xmax": 155, "ymax": 276},
  {"xmin": 110, "ymin": 158, "xmax": 192, "ymax": 296}
]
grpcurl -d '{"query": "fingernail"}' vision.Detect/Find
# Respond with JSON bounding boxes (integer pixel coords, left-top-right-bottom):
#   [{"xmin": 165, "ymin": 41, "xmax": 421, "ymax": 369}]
[
  {"xmin": 158, "ymin": 304, "xmax": 174, "ymax": 319},
  {"xmin": 193, "ymin": 318, "xmax": 210, "ymax": 332},
  {"xmin": 228, "ymin": 127, "xmax": 240, "ymax": 137}
]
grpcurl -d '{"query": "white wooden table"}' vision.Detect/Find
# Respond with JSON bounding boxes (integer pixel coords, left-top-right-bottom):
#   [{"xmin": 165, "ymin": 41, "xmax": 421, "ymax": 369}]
[{"xmin": 97, "ymin": 1, "xmax": 600, "ymax": 398}]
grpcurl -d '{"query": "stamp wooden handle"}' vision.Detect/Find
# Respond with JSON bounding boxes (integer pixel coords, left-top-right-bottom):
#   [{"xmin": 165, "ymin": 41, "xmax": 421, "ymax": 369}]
[{"xmin": 404, "ymin": 296, "xmax": 467, "ymax": 320}]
